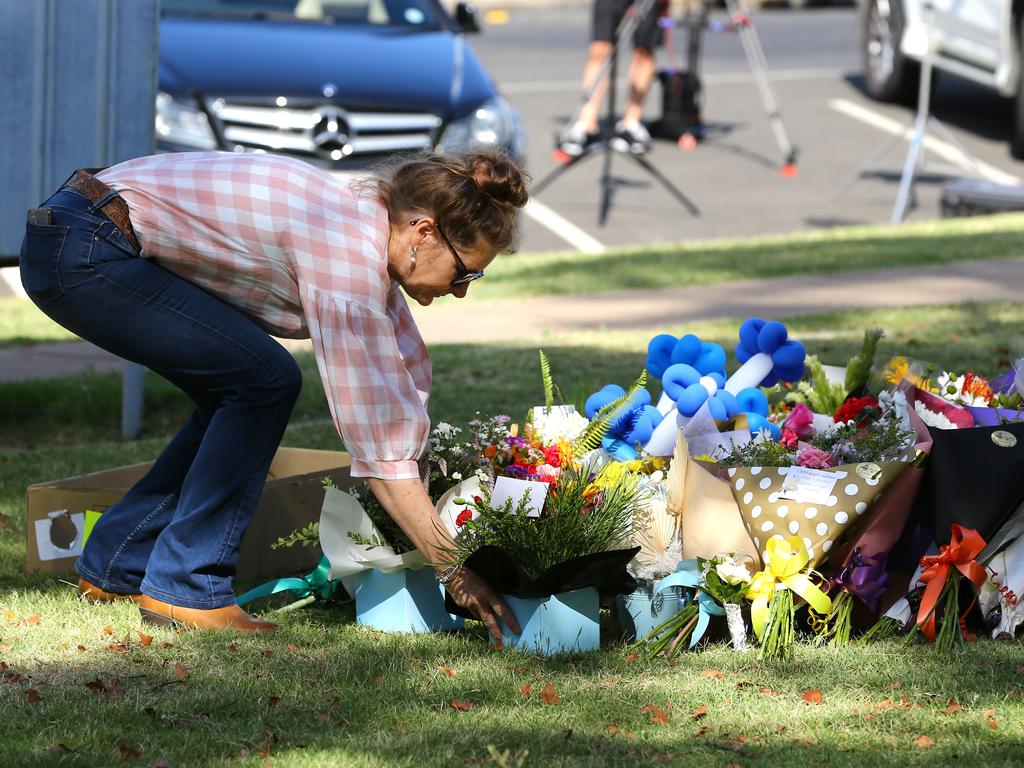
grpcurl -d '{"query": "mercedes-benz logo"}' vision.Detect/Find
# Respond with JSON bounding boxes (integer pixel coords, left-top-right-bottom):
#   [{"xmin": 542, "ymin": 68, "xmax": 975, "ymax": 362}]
[{"xmin": 310, "ymin": 106, "xmax": 355, "ymax": 161}]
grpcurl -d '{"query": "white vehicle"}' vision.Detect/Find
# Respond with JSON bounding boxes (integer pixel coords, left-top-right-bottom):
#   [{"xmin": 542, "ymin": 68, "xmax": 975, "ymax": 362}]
[{"xmin": 860, "ymin": 0, "xmax": 1024, "ymax": 157}]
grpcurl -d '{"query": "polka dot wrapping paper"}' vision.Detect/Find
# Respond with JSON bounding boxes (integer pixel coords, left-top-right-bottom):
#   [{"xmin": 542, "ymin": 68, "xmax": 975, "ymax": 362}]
[{"xmin": 727, "ymin": 461, "xmax": 909, "ymax": 568}]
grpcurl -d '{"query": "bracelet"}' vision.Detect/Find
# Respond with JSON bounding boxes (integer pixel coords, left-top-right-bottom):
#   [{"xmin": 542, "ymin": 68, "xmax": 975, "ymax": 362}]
[{"xmin": 435, "ymin": 564, "xmax": 461, "ymax": 585}]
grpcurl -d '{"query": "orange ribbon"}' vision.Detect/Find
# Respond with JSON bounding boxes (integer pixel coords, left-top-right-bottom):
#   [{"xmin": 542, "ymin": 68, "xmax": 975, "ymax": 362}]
[{"xmin": 915, "ymin": 525, "xmax": 987, "ymax": 641}]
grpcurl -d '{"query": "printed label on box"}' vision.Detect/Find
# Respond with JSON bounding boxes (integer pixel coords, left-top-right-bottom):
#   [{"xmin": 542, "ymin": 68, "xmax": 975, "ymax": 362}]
[
  {"xmin": 34, "ymin": 510, "xmax": 85, "ymax": 561},
  {"xmin": 778, "ymin": 467, "xmax": 839, "ymax": 505},
  {"xmin": 491, "ymin": 476, "xmax": 548, "ymax": 518}
]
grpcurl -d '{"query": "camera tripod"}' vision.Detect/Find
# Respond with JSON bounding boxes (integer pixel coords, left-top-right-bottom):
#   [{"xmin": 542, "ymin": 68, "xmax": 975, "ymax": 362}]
[
  {"xmin": 833, "ymin": 1, "xmax": 986, "ymax": 223},
  {"xmin": 656, "ymin": 0, "xmax": 798, "ymax": 175},
  {"xmin": 531, "ymin": 0, "xmax": 700, "ymax": 225}
]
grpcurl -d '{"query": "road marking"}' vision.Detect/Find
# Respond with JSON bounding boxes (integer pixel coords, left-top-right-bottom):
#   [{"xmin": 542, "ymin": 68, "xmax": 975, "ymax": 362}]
[
  {"xmin": 830, "ymin": 98, "xmax": 1023, "ymax": 186},
  {"xmin": 0, "ymin": 267, "xmax": 27, "ymax": 299},
  {"xmin": 523, "ymin": 198, "xmax": 606, "ymax": 253},
  {"xmin": 501, "ymin": 67, "xmax": 842, "ymax": 95}
]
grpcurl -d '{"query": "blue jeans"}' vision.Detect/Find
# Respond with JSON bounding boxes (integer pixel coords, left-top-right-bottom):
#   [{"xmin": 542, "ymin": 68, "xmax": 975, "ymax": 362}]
[{"xmin": 19, "ymin": 187, "xmax": 302, "ymax": 609}]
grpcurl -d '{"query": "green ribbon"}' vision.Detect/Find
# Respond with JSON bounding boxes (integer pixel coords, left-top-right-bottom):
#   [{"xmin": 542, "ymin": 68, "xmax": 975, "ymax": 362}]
[{"xmin": 236, "ymin": 555, "xmax": 339, "ymax": 607}]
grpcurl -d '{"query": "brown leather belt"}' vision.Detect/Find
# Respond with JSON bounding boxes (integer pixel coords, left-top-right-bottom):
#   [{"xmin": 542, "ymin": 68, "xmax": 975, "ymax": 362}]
[{"xmin": 61, "ymin": 169, "xmax": 141, "ymax": 252}]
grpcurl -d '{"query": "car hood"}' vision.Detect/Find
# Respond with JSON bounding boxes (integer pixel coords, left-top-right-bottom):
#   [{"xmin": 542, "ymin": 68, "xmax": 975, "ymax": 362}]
[{"xmin": 159, "ymin": 17, "xmax": 496, "ymax": 119}]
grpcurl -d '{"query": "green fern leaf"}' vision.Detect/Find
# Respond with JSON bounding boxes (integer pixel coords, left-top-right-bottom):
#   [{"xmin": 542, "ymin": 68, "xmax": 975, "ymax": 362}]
[
  {"xmin": 844, "ymin": 327, "xmax": 885, "ymax": 395},
  {"xmin": 539, "ymin": 349, "xmax": 554, "ymax": 410},
  {"xmin": 572, "ymin": 371, "xmax": 647, "ymax": 455}
]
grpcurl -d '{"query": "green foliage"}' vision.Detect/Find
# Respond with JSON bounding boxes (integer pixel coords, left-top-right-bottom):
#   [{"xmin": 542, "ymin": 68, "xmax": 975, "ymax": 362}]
[
  {"xmin": 809, "ymin": 414, "xmax": 913, "ymax": 464},
  {"xmin": 539, "ymin": 349, "xmax": 554, "ymax": 411},
  {"xmin": 572, "ymin": 371, "xmax": 647, "ymax": 455},
  {"xmin": 789, "ymin": 355, "xmax": 847, "ymax": 416},
  {"xmin": 452, "ymin": 461, "xmax": 640, "ymax": 579},
  {"xmin": 718, "ymin": 438, "xmax": 795, "ymax": 468},
  {"xmin": 271, "ymin": 521, "xmax": 320, "ymax": 550},
  {"xmin": 845, "ymin": 327, "xmax": 885, "ymax": 394}
]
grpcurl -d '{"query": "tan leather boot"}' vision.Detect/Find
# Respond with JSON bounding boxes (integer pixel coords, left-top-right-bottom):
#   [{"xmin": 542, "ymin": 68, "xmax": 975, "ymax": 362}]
[
  {"xmin": 78, "ymin": 578, "xmax": 142, "ymax": 604},
  {"xmin": 138, "ymin": 595, "xmax": 279, "ymax": 633}
]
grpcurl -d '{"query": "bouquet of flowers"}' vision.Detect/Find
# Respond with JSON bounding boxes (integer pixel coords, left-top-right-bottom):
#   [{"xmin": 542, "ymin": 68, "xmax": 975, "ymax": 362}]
[
  {"xmin": 810, "ymin": 547, "xmax": 889, "ymax": 645},
  {"xmin": 701, "ymin": 554, "xmax": 754, "ymax": 651},
  {"xmin": 446, "ymin": 454, "xmax": 643, "ymax": 598},
  {"xmin": 721, "ymin": 399, "xmax": 915, "ymax": 660}
]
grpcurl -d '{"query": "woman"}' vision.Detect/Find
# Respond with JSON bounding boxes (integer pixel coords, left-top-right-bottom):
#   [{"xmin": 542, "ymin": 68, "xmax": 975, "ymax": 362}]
[{"xmin": 19, "ymin": 149, "xmax": 526, "ymax": 640}]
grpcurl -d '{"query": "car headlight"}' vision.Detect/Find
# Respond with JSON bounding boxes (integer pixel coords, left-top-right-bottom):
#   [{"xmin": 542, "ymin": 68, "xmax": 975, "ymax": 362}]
[
  {"xmin": 155, "ymin": 92, "xmax": 219, "ymax": 150},
  {"xmin": 437, "ymin": 96, "xmax": 525, "ymax": 157}
]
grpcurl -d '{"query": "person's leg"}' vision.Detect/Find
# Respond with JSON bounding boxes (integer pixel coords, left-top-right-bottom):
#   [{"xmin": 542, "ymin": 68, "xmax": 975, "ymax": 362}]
[
  {"xmin": 622, "ymin": 46, "xmax": 656, "ymax": 126},
  {"xmin": 575, "ymin": 40, "xmax": 614, "ymax": 134},
  {"xmin": 20, "ymin": 189, "xmax": 302, "ymax": 608},
  {"xmin": 558, "ymin": 0, "xmax": 629, "ymax": 155}
]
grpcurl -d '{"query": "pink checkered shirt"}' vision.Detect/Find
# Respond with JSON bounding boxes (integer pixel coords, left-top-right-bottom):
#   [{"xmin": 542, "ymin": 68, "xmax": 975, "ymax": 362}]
[{"xmin": 98, "ymin": 152, "xmax": 430, "ymax": 480}]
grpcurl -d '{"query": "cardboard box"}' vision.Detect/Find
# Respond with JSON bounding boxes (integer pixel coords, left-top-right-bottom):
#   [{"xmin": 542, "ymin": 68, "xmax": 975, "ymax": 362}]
[
  {"xmin": 354, "ymin": 568, "xmax": 464, "ymax": 633},
  {"xmin": 25, "ymin": 447, "xmax": 355, "ymax": 582},
  {"xmin": 496, "ymin": 588, "xmax": 600, "ymax": 655}
]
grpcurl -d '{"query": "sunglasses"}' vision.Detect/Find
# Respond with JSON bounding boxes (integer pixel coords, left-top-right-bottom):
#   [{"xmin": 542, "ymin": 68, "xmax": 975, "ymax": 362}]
[{"xmin": 411, "ymin": 218, "xmax": 485, "ymax": 286}]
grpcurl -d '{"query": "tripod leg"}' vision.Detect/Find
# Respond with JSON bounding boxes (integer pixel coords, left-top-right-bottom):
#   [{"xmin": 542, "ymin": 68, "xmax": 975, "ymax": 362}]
[
  {"xmin": 599, "ymin": 142, "xmax": 616, "ymax": 225},
  {"xmin": 725, "ymin": 0, "xmax": 797, "ymax": 167},
  {"xmin": 625, "ymin": 152, "xmax": 700, "ymax": 215},
  {"xmin": 832, "ymin": 125, "xmax": 909, "ymax": 200},
  {"xmin": 927, "ymin": 116, "xmax": 990, "ymax": 180},
  {"xmin": 892, "ymin": 121, "xmax": 925, "ymax": 224},
  {"xmin": 532, "ymin": 150, "xmax": 601, "ymax": 196}
]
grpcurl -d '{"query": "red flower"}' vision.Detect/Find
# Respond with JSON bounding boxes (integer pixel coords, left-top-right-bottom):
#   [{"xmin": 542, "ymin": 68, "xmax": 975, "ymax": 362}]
[
  {"xmin": 543, "ymin": 445, "xmax": 562, "ymax": 468},
  {"xmin": 833, "ymin": 396, "xmax": 878, "ymax": 426},
  {"xmin": 455, "ymin": 508, "xmax": 473, "ymax": 527},
  {"xmin": 780, "ymin": 428, "xmax": 799, "ymax": 449}
]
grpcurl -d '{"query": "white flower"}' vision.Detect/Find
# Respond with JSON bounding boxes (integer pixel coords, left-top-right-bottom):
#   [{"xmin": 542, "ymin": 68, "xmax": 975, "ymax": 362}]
[
  {"xmin": 913, "ymin": 400, "xmax": 959, "ymax": 430},
  {"xmin": 451, "ymin": 472, "xmax": 462, "ymax": 481},
  {"xmin": 533, "ymin": 409, "xmax": 589, "ymax": 444},
  {"xmin": 715, "ymin": 555, "xmax": 752, "ymax": 585}
]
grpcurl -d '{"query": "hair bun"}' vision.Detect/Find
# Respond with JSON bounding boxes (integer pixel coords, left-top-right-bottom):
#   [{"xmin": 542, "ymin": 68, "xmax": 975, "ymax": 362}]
[{"xmin": 466, "ymin": 152, "xmax": 529, "ymax": 210}]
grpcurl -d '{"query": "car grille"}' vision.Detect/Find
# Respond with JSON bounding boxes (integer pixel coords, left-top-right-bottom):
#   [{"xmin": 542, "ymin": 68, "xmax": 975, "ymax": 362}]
[{"xmin": 206, "ymin": 98, "xmax": 443, "ymax": 165}]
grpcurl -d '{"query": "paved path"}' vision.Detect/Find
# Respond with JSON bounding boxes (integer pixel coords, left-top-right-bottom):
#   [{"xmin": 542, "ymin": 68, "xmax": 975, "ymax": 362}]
[{"xmin": 2, "ymin": 258, "xmax": 1022, "ymax": 382}]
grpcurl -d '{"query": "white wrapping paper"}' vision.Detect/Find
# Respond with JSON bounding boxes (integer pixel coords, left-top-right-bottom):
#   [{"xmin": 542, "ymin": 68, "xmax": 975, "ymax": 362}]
[{"xmin": 319, "ymin": 487, "xmax": 425, "ymax": 581}]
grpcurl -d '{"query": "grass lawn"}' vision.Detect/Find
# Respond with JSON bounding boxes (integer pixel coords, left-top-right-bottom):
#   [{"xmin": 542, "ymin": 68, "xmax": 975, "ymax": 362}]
[{"xmin": 1, "ymin": 297, "xmax": 1023, "ymax": 766}]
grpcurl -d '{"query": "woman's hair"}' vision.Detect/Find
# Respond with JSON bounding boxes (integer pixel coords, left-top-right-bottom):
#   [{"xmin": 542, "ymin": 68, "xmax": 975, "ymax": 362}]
[{"xmin": 373, "ymin": 150, "xmax": 530, "ymax": 253}]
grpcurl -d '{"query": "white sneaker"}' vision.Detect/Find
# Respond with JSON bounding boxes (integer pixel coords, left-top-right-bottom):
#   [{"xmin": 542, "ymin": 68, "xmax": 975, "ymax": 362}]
[
  {"xmin": 611, "ymin": 121, "xmax": 651, "ymax": 154},
  {"xmin": 557, "ymin": 123, "xmax": 600, "ymax": 157}
]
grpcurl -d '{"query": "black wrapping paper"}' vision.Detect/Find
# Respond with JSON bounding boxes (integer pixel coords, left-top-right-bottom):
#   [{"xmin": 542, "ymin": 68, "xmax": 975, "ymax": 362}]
[{"xmin": 444, "ymin": 545, "xmax": 640, "ymax": 619}]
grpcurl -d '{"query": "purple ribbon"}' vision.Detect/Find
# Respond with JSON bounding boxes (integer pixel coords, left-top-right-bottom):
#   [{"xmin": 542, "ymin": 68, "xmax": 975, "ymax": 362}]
[{"xmin": 832, "ymin": 548, "xmax": 889, "ymax": 614}]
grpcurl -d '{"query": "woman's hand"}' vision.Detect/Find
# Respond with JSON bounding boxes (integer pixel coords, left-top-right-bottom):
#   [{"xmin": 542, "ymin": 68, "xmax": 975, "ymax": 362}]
[{"xmin": 444, "ymin": 566, "xmax": 521, "ymax": 643}]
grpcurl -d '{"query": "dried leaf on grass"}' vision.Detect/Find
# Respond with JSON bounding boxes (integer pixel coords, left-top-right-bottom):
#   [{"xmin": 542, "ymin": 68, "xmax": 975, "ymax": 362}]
[
  {"xmin": 119, "ymin": 745, "xmax": 141, "ymax": 760},
  {"xmin": 174, "ymin": 663, "xmax": 188, "ymax": 681},
  {"xmin": 520, "ymin": 683, "xmax": 532, "ymax": 698},
  {"xmin": 135, "ymin": 631, "xmax": 153, "ymax": 647},
  {"xmin": 450, "ymin": 699, "xmax": 471, "ymax": 712},
  {"xmin": 914, "ymin": 736, "xmax": 935, "ymax": 748},
  {"xmin": 942, "ymin": 699, "xmax": 963, "ymax": 715},
  {"xmin": 438, "ymin": 666, "xmax": 458, "ymax": 678},
  {"xmin": 26, "ymin": 615, "xmax": 40, "ymax": 626},
  {"xmin": 702, "ymin": 670, "xmax": 725, "ymax": 680},
  {"xmin": 802, "ymin": 690, "xmax": 823, "ymax": 705},
  {"xmin": 26, "ymin": 689, "xmax": 41, "ymax": 704},
  {"xmin": 690, "ymin": 705, "xmax": 708, "ymax": 720},
  {"xmin": 641, "ymin": 704, "xmax": 670, "ymax": 725},
  {"xmin": 540, "ymin": 683, "xmax": 560, "ymax": 705}
]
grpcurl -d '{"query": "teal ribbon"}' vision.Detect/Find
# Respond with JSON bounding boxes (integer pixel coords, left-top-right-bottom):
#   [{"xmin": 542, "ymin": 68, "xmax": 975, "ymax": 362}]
[
  {"xmin": 655, "ymin": 559, "xmax": 726, "ymax": 649},
  {"xmin": 236, "ymin": 555, "xmax": 339, "ymax": 607}
]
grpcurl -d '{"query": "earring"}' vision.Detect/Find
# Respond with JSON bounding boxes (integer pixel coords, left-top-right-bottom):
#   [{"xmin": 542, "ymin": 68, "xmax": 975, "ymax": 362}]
[{"xmin": 409, "ymin": 245, "xmax": 417, "ymax": 265}]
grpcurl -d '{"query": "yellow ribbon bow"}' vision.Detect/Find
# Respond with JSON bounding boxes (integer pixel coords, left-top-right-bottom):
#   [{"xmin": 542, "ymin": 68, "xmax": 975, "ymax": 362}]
[{"xmin": 746, "ymin": 536, "xmax": 833, "ymax": 639}]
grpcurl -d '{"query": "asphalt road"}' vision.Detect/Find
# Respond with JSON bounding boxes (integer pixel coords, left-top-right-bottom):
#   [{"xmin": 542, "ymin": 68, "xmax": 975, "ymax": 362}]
[{"xmin": 472, "ymin": 5, "xmax": 1024, "ymax": 253}]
